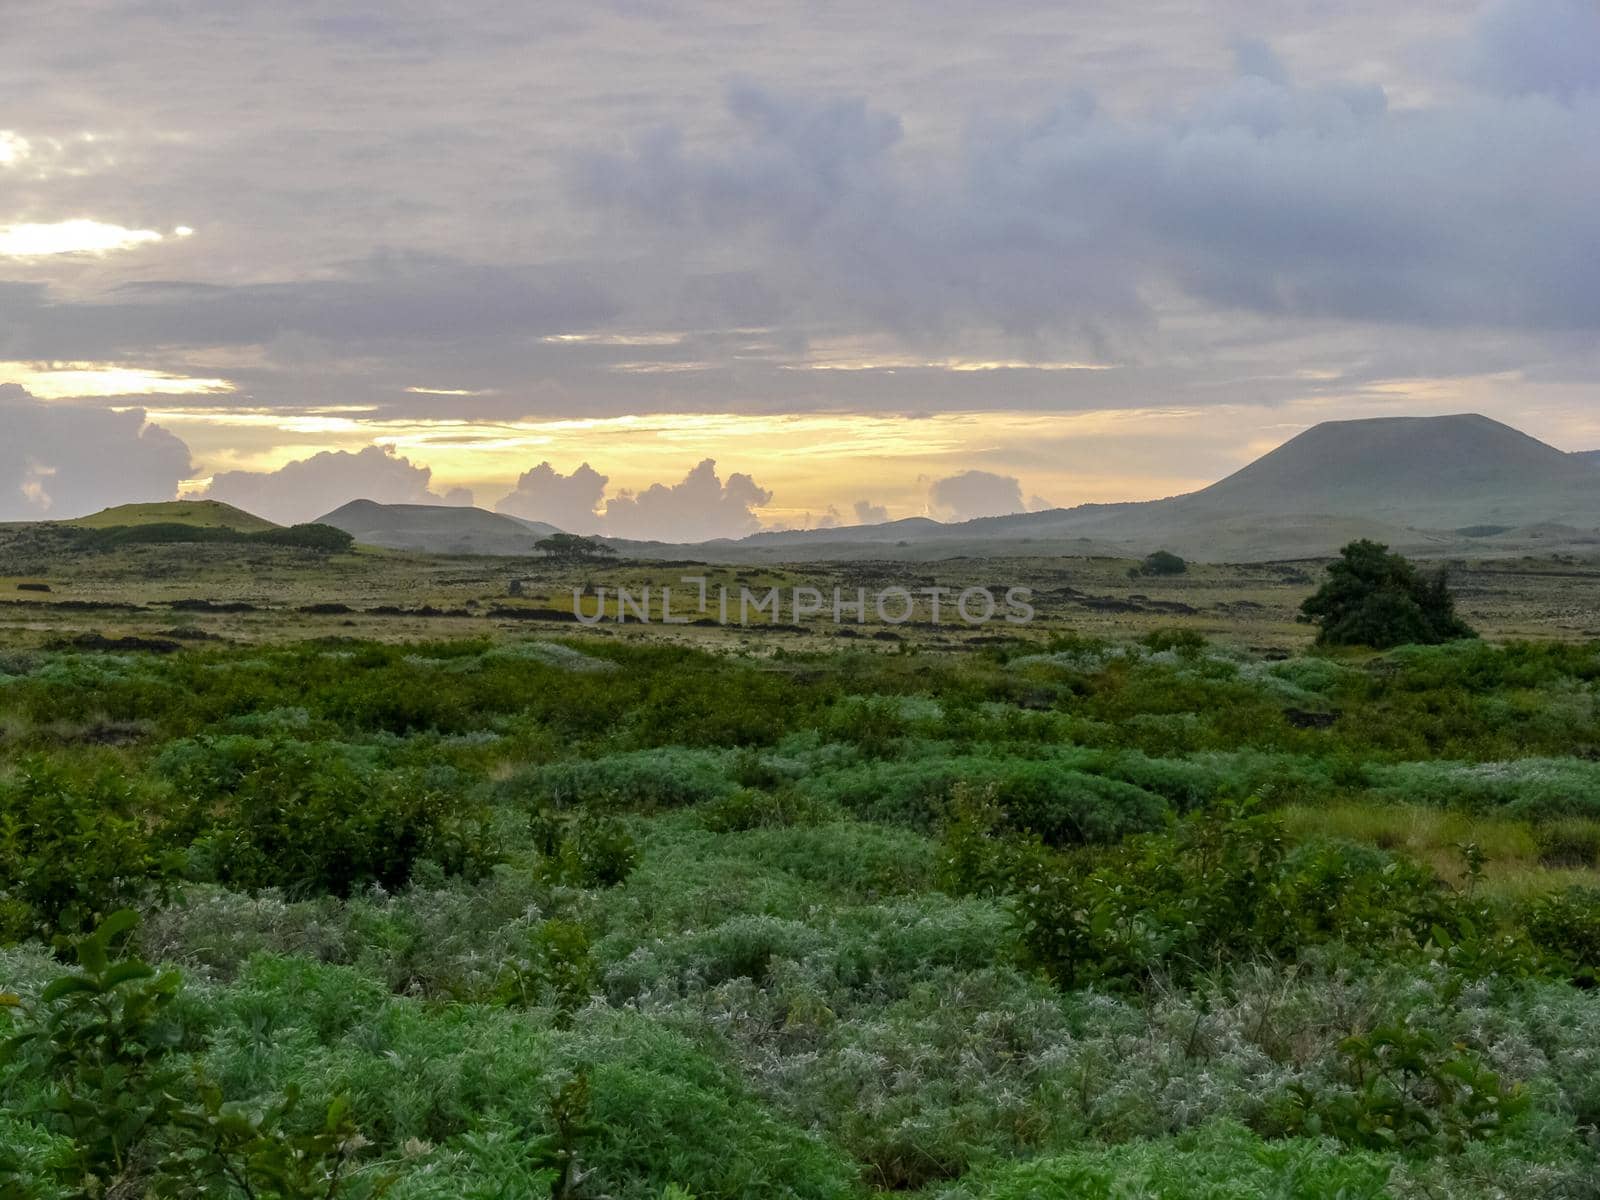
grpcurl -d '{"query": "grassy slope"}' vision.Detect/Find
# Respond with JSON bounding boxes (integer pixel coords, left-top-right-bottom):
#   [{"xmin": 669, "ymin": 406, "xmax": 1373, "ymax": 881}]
[{"xmin": 65, "ymin": 500, "xmax": 280, "ymax": 532}]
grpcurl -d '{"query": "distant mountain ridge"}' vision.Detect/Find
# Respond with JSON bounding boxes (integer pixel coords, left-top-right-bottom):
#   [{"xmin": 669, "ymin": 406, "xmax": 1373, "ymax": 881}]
[
  {"xmin": 685, "ymin": 413, "xmax": 1600, "ymax": 563},
  {"xmin": 1178, "ymin": 414, "xmax": 1599, "ymax": 525},
  {"xmin": 316, "ymin": 499, "xmax": 560, "ymax": 555},
  {"xmin": 45, "ymin": 414, "xmax": 1600, "ymax": 563}
]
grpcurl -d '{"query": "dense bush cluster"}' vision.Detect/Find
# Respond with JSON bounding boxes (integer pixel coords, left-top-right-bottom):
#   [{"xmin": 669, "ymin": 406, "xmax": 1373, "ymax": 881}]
[
  {"xmin": 73, "ymin": 522, "xmax": 356, "ymax": 553},
  {"xmin": 946, "ymin": 799, "xmax": 1537, "ymax": 991},
  {"xmin": 4, "ymin": 631, "xmax": 1600, "ymax": 1197},
  {"xmin": 1301, "ymin": 540, "xmax": 1476, "ymax": 648}
]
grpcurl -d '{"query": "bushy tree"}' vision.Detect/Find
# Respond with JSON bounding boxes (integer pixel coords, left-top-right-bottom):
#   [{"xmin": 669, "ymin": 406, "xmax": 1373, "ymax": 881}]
[
  {"xmin": 1133, "ymin": 549, "xmax": 1187, "ymax": 577},
  {"xmin": 261, "ymin": 522, "xmax": 356, "ymax": 552},
  {"xmin": 1300, "ymin": 540, "xmax": 1475, "ymax": 648},
  {"xmin": 535, "ymin": 533, "xmax": 617, "ymax": 564}
]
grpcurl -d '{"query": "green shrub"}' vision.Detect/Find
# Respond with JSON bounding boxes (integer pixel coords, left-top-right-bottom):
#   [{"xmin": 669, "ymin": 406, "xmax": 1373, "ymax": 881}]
[
  {"xmin": 1370, "ymin": 758, "xmax": 1600, "ymax": 822},
  {"xmin": 998, "ymin": 805, "xmax": 1522, "ymax": 990},
  {"xmin": 712, "ymin": 821, "xmax": 936, "ymax": 899},
  {"xmin": 531, "ymin": 809, "xmax": 640, "ymax": 889},
  {"xmin": 0, "ymin": 758, "xmax": 177, "ymax": 944},
  {"xmin": 495, "ymin": 919, "xmax": 599, "ymax": 1019},
  {"xmin": 1300, "ymin": 540, "xmax": 1475, "ymax": 648},
  {"xmin": 820, "ymin": 695, "xmax": 913, "ymax": 757},
  {"xmin": 1133, "ymin": 550, "xmax": 1188, "ymax": 577},
  {"xmin": 937, "ymin": 1121, "xmax": 1392, "ymax": 1200},
  {"xmin": 0, "ymin": 911, "xmax": 188, "ymax": 1192},
  {"xmin": 159, "ymin": 736, "xmax": 492, "ymax": 896},
  {"xmin": 803, "ymin": 755, "xmax": 1168, "ymax": 845},
  {"xmin": 504, "ymin": 748, "xmax": 736, "ymax": 813},
  {"xmin": 698, "ymin": 786, "xmax": 828, "ymax": 833},
  {"xmin": 0, "ymin": 913, "xmax": 386, "ymax": 1199},
  {"xmin": 1141, "ymin": 627, "xmax": 1205, "ymax": 655},
  {"xmin": 605, "ymin": 914, "xmax": 826, "ymax": 997},
  {"xmin": 1522, "ymin": 887, "xmax": 1600, "ymax": 986},
  {"xmin": 1278, "ymin": 1021, "xmax": 1528, "ymax": 1152},
  {"xmin": 78, "ymin": 522, "xmax": 353, "ymax": 553}
]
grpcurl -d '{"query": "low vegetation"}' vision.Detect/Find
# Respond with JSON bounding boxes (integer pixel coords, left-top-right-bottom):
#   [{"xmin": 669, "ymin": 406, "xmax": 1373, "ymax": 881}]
[
  {"xmin": 3, "ymin": 626, "xmax": 1600, "ymax": 1197},
  {"xmin": 73, "ymin": 522, "xmax": 355, "ymax": 553}
]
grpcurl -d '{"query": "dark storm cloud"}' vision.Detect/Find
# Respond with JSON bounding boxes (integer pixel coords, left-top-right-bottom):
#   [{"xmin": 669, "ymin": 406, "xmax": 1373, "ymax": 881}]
[
  {"xmin": 584, "ymin": 64, "xmax": 1600, "ymax": 337},
  {"xmin": 0, "ymin": 0, "xmax": 1596, "ymax": 441},
  {"xmin": 0, "ymin": 256, "xmax": 616, "ymax": 362},
  {"xmin": 580, "ymin": 83, "xmax": 1146, "ymax": 341},
  {"xmin": 0, "ymin": 384, "xmax": 193, "ymax": 520}
]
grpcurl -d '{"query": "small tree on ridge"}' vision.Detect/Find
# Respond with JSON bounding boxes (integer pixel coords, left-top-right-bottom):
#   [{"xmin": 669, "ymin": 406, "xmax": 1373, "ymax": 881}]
[{"xmin": 535, "ymin": 533, "xmax": 617, "ymax": 565}]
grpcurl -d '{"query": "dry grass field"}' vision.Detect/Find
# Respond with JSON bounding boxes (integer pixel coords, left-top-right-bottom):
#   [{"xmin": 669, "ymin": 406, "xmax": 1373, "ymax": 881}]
[{"xmin": 4, "ymin": 524, "xmax": 1599, "ymax": 651}]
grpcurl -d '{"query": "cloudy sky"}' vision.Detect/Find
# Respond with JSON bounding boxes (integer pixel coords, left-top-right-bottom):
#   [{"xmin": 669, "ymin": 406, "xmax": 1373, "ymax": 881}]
[{"xmin": 2, "ymin": 0, "xmax": 1596, "ymax": 535}]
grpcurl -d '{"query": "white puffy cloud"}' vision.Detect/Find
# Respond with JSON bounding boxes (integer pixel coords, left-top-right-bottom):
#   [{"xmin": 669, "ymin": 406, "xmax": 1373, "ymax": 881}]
[
  {"xmin": 602, "ymin": 458, "xmax": 773, "ymax": 542},
  {"xmin": 928, "ymin": 470, "xmax": 1026, "ymax": 521},
  {"xmin": 494, "ymin": 461, "xmax": 609, "ymax": 533},
  {"xmin": 779, "ymin": 505, "xmax": 842, "ymax": 531},
  {"xmin": 202, "ymin": 444, "xmax": 472, "ymax": 525},
  {"xmin": 0, "ymin": 383, "xmax": 192, "ymax": 520},
  {"xmin": 853, "ymin": 499, "xmax": 889, "ymax": 524}
]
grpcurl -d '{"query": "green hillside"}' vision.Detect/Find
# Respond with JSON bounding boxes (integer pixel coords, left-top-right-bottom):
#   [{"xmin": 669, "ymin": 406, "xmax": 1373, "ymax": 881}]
[{"xmin": 66, "ymin": 500, "xmax": 280, "ymax": 532}]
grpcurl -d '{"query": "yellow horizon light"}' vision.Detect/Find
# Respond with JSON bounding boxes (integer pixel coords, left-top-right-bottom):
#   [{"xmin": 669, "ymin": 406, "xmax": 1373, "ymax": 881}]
[
  {"xmin": 542, "ymin": 333, "xmax": 684, "ymax": 346},
  {"xmin": 0, "ymin": 219, "xmax": 164, "ymax": 257},
  {"xmin": 3, "ymin": 363, "xmax": 235, "ymax": 399},
  {"xmin": 791, "ymin": 357, "xmax": 1117, "ymax": 372}
]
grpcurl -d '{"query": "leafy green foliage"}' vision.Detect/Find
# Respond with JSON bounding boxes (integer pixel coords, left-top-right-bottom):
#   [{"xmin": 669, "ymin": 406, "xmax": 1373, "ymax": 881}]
[
  {"xmin": 0, "ymin": 760, "xmax": 177, "ymax": 945},
  {"xmin": 161, "ymin": 736, "xmax": 493, "ymax": 896},
  {"xmin": 939, "ymin": 1122, "xmax": 1393, "ymax": 1199},
  {"xmin": 0, "ymin": 912, "xmax": 385, "ymax": 1199},
  {"xmin": 494, "ymin": 919, "xmax": 600, "ymax": 1020},
  {"xmin": 804, "ymin": 755, "xmax": 1168, "ymax": 844},
  {"xmin": 531, "ymin": 808, "xmax": 640, "ymax": 889},
  {"xmin": 698, "ymin": 786, "xmax": 829, "ymax": 833},
  {"xmin": 1280, "ymin": 1022, "xmax": 1528, "ymax": 1151},
  {"xmin": 164, "ymin": 1085, "xmax": 390, "ymax": 1200},
  {"xmin": 5, "ymin": 633, "xmax": 1600, "ymax": 1198},
  {"xmin": 1, "ymin": 910, "xmax": 187, "ymax": 1193},
  {"xmin": 507, "ymin": 747, "xmax": 737, "ymax": 813},
  {"xmin": 991, "ymin": 804, "xmax": 1528, "ymax": 989},
  {"xmin": 1522, "ymin": 887, "xmax": 1600, "ymax": 986},
  {"xmin": 1300, "ymin": 539, "xmax": 1476, "ymax": 648}
]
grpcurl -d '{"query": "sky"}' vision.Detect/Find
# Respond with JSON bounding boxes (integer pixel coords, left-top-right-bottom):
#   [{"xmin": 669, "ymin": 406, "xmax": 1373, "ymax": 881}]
[{"xmin": 1, "ymin": 0, "xmax": 1597, "ymax": 536}]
